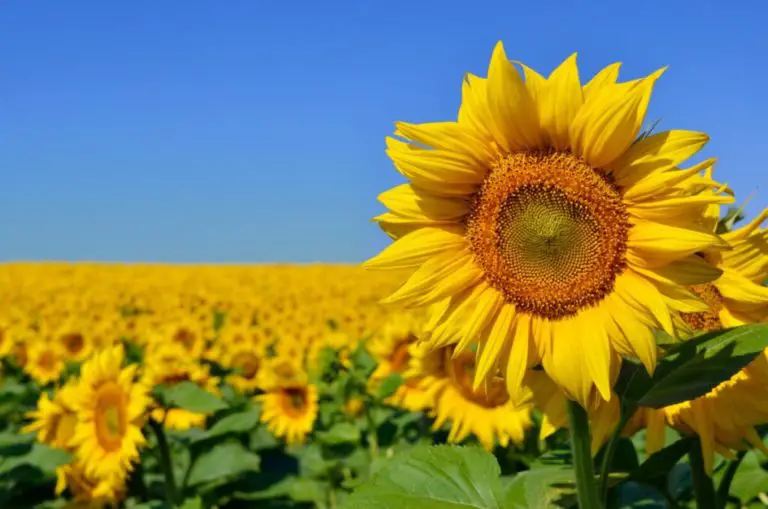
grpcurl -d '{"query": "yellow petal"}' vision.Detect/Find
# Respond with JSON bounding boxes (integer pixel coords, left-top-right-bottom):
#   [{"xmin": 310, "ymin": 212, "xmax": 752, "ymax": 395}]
[
  {"xmin": 628, "ymin": 221, "xmax": 729, "ymax": 266},
  {"xmin": 377, "ymin": 184, "xmax": 470, "ymax": 221},
  {"xmin": 485, "ymin": 42, "xmax": 543, "ymax": 151},
  {"xmin": 611, "ymin": 130, "xmax": 709, "ymax": 187},
  {"xmin": 571, "ymin": 68, "xmax": 665, "ymax": 169},
  {"xmin": 540, "ymin": 53, "xmax": 582, "ymax": 150},
  {"xmin": 505, "ymin": 314, "xmax": 533, "ymax": 405},
  {"xmin": 455, "ymin": 286, "xmax": 504, "ymax": 352},
  {"xmin": 394, "ymin": 121, "xmax": 495, "ymax": 166},
  {"xmin": 364, "ymin": 225, "xmax": 467, "ymax": 270},
  {"xmin": 583, "ymin": 62, "xmax": 621, "ymax": 102},
  {"xmin": 474, "ymin": 303, "xmax": 516, "ymax": 387},
  {"xmin": 623, "ymin": 157, "xmax": 718, "ymax": 203}
]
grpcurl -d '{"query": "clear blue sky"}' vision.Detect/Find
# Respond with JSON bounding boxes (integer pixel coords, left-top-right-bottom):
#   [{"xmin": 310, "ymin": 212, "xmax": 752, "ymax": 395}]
[{"xmin": 1, "ymin": 1, "xmax": 766, "ymax": 263}]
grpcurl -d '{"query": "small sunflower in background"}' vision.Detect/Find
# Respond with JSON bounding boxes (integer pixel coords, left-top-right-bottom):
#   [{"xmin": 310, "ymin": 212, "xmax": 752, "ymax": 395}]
[
  {"xmin": 367, "ymin": 313, "xmax": 432, "ymax": 411},
  {"xmin": 142, "ymin": 344, "xmax": 220, "ymax": 430},
  {"xmin": 67, "ymin": 345, "xmax": 149, "ymax": 489},
  {"xmin": 25, "ymin": 340, "xmax": 66, "ymax": 386},
  {"xmin": 53, "ymin": 319, "xmax": 92, "ymax": 363},
  {"xmin": 222, "ymin": 343, "xmax": 264, "ymax": 394},
  {"xmin": 409, "ymin": 343, "xmax": 532, "ymax": 450},
  {"xmin": 365, "ymin": 42, "xmax": 733, "ymax": 409},
  {"xmin": 255, "ymin": 361, "xmax": 318, "ymax": 446},
  {"xmin": 55, "ymin": 462, "xmax": 126, "ymax": 507}
]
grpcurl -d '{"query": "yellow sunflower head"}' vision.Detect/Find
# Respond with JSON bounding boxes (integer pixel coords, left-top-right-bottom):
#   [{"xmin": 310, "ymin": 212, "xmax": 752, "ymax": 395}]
[
  {"xmin": 24, "ymin": 340, "xmax": 66, "ymax": 386},
  {"xmin": 366, "ymin": 42, "xmax": 733, "ymax": 409},
  {"xmin": 222, "ymin": 343, "xmax": 264, "ymax": 394},
  {"xmin": 68, "ymin": 345, "xmax": 149, "ymax": 484},
  {"xmin": 55, "ymin": 462, "xmax": 126, "ymax": 508},
  {"xmin": 410, "ymin": 342, "xmax": 532, "ymax": 450},
  {"xmin": 54, "ymin": 319, "xmax": 92, "ymax": 363},
  {"xmin": 256, "ymin": 382, "xmax": 319, "ymax": 446}
]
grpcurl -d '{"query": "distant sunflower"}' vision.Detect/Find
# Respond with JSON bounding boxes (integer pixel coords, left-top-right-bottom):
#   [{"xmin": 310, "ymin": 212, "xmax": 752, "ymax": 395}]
[
  {"xmin": 55, "ymin": 462, "xmax": 126, "ymax": 508},
  {"xmin": 256, "ymin": 382, "xmax": 319, "ymax": 445},
  {"xmin": 54, "ymin": 320, "xmax": 92, "ymax": 362},
  {"xmin": 409, "ymin": 343, "xmax": 532, "ymax": 450},
  {"xmin": 222, "ymin": 344, "xmax": 264, "ymax": 394},
  {"xmin": 365, "ymin": 42, "xmax": 732, "ymax": 407},
  {"xmin": 142, "ymin": 344, "xmax": 219, "ymax": 430},
  {"xmin": 25, "ymin": 341, "xmax": 66, "ymax": 385},
  {"xmin": 68, "ymin": 345, "xmax": 149, "ymax": 484},
  {"xmin": 367, "ymin": 313, "xmax": 432, "ymax": 411}
]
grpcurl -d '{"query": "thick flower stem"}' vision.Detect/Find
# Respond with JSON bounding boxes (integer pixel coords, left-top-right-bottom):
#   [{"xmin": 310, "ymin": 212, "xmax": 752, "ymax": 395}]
[
  {"xmin": 689, "ymin": 438, "xmax": 716, "ymax": 509},
  {"xmin": 566, "ymin": 399, "xmax": 602, "ymax": 509},
  {"xmin": 149, "ymin": 419, "xmax": 180, "ymax": 507}
]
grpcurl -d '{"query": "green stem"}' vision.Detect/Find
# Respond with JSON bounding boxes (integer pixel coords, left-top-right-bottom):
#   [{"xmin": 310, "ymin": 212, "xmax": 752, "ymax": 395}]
[
  {"xmin": 689, "ymin": 437, "xmax": 716, "ymax": 509},
  {"xmin": 149, "ymin": 419, "xmax": 180, "ymax": 507},
  {"xmin": 715, "ymin": 450, "xmax": 746, "ymax": 509},
  {"xmin": 598, "ymin": 405, "xmax": 633, "ymax": 503},
  {"xmin": 363, "ymin": 400, "xmax": 379, "ymax": 458},
  {"xmin": 566, "ymin": 399, "xmax": 602, "ymax": 509}
]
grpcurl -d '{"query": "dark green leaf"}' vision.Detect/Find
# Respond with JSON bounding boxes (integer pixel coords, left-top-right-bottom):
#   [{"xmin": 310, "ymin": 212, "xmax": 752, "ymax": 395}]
[
  {"xmin": 343, "ymin": 445, "xmax": 504, "ymax": 509},
  {"xmin": 0, "ymin": 442, "xmax": 71, "ymax": 477},
  {"xmin": 154, "ymin": 381, "xmax": 227, "ymax": 414},
  {"xmin": 503, "ymin": 466, "xmax": 574, "ymax": 509},
  {"xmin": 350, "ymin": 343, "xmax": 377, "ymax": 376},
  {"xmin": 631, "ymin": 436, "xmax": 694, "ymax": 482},
  {"xmin": 185, "ymin": 441, "xmax": 260, "ymax": 487},
  {"xmin": 288, "ymin": 478, "xmax": 327, "ymax": 502},
  {"xmin": 636, "ymin": 324, "xmax": 768, "ymax": 407},
  {"xmin": 611, "ymin": 481, "xmax": 667, "ymax": 508},
  {"xmin": 196, "ymin": 406, "xmax": 261, "ymax": 442}
]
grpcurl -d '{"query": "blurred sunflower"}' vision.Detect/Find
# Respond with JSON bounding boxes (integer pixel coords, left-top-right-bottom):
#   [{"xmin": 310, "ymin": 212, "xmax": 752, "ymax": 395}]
[
  {"xmin": 366, "ymin": 42, "xmax": 732, "ymax": 407},
  {"xmin": 68, "ymin": 345, "xmax": 149, "ymax": 485},
  {"xmin": 25, "ymin": 340, "xmax": 66, "ymax": 385},
  {"xmin": 367, "ymin": 313, "xmax": 432, "ymax": 411},
  {"xmin": 23, "ymin": 379, "xmax": 79, "ymax": 450},
  {"xmin": 222, "ymin": 343, "xmax": 264, "ymax": 394},
  {"xmin": 55, "ymin": 462, "xmax": 126, "ymax": 508},
  {"xmin": 256, "ymin": 382, "xmax": 319, "ymax": 446},
  {"xmin": 54, "ymin": 319, "xmax": 92, "ymax": 362},
  {"xmin": 409, "ymin": 343, "xmax": 532, "ymax": 450},
  {"xmin": 142, "ymin": 344, "xmax": 219, "ymax": 430}
]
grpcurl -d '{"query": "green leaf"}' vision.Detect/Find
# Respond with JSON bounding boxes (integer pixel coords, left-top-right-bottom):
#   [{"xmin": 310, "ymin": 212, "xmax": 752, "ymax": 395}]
[
  {"xmin": 630, "ymin": 436, "xmax": 695, "ymax": 482},
  {"xmin": 724, "ymin": 451, "xmax": 768, "ymax": 503},
  {"xmin": 344, "ymin": 445, "xmax": 504, "ymax": 509},
  {"xmin": 288, "ymin": 478, "xmax": 327, "ymax": 502},
  {"xmin": 0, "ymin": 442, "xmax": 71, "ymax": 477},
  {"xmin": 154, "ymin": 381, "xmax": 227, "ymax": 414},
  {"xmin": 196, "ymin": 406, "xmax": 261, "ymax": 442},
  {"xmin": 180, "ymin": 498, "xmax": 203, "ymax": 509},
  {"xmin": 350, "ymin": 343, "xmax": 377, "ymax": 376},
  {"xmin": 611, "ymin": 481, "xmax": 667, "ymax": 508},
  {"xmin": 316, "ymin": 422, "xmax": 361, "ymax": 445},
  {"xmin": 503, "ymin": 466, "xmax": 574, "ymax": 509},
  {"xmin": 376, "ymin": 374, "xmax": 404, "ymax": 400},
  {"xmin": 185, "ymin": 441, "xmax": 260, "ymax": 487},
  {"xmin": 636, "ymin": 324, "xmax": 768, "ymax": 407}
]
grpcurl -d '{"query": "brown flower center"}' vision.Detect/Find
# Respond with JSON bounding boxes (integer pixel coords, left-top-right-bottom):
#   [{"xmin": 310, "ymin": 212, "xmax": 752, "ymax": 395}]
[
  {"xmin": 680, "ymin": 283, "xmax": 725, "ymax": 332},
  {"xmin": 467, "ymin": 150, "xmax": 630, "ymax": 319},
  {"xmin": 445, "ymin": 349, "xmax": 509, "ymax": 408}
]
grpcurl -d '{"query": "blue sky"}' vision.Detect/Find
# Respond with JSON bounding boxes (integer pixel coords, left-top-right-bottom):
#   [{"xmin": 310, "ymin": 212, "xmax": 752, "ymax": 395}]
[{"xmin": 1, "ymin": 1, "xmax": 766, "ymax": 263}]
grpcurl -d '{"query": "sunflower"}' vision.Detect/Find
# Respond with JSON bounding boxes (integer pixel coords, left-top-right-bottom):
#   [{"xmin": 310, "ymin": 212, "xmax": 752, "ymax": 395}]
[
  {"xmin": 68, "ymin": 345, "xmax": 149, "ymax": 485},
  {"xmin": 409, "ymin": 342, "xmax": 532, "ymax": 450},
  {"xmin": 256, "ymin": 382, "xmax": 319, "ymax": 446},
  {"xmin": 24, "ymin": 341, "xmax": 66, "ymax": 386},
  {"xmin": 642, "ymin": 207, "xmax": 768, "ymax": 474},
  {"xmin": 365, "ymin": 42, "xmax": 732, "ymax": 408},
  {"xmin": 54, "ymin": 319, "xmax": 92, "ymax": 363},
  {"xmin": 367, "ymin": 313, "xmax": 432, "ymax": 411},
  {"xmin": 55, "ymin": 462, "xmax": 126, "ymax": 508},
  {"xmin": 23, "ymin": 379, "xmax": 79, "ymax": 450},
  {"xmin": 142, "ymin": 344, "xmax": 220, "ymax": 430},
  {"xmin": 222, "ymin": 343, "xmax": 264, "ymax": 394}
]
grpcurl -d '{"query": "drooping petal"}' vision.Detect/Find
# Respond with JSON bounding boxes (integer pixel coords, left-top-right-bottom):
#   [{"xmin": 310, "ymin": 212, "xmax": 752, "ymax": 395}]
[{"xmin": 364, "ymin": 225, "xmax": 467, "ymax": 270}]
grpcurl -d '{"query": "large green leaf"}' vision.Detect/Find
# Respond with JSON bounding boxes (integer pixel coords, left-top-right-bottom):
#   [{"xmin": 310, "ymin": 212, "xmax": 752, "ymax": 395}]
[
  {"xmin": 504, "ymin": 467, "xmax": 574, "ymax": 509},
  {"xmin": 0, "ymin": 443, "xmax": 71, "ymax": 477},
  {"xmin": 724, "ymin": 451, "xmax": 768, "ymax": 504},
  {"xmin": 343, "ymin": 445, "xmax": 504, "ymax": 508},
  {"xmin": 154, "ymin": 381, "xmax": 227, "ymax": 414},
  {"xmin": 626, "ymin": 324, "xmax": 768, "ymax": 408},
  {"xmin": 185, "ymin": 441, "xmax": 260, "ymax": 487},
  {"xmin": 630, "ymin": 436, "xmax": 694, "ymax": 482},
  {"xmin": 195, "ymin": 406, "xmax": 261, "ymax": 442},
  {"xmin": 376, "ymin": 374, "xmax": 404, "ymax": 400}
]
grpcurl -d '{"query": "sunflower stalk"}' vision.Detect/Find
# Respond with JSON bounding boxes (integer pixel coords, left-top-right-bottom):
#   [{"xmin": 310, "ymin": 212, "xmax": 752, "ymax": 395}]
[
  {"xmin": 566, "ymin": 399, "xmax": 603, "ymax": 509},
  {"xmin": 689, "ymin": 437, "xmax": 716, "ymax": 509},
  {"xmin": 715, "ymin": 450, "xmax": 746, "ymax": 508},
  {"xmin": 149, "ymin": 418, "xmax": 181, "ymax": 507},
  {"xmin": 598, "ymin": 402, "xmax": 634, "ymax": 503}
]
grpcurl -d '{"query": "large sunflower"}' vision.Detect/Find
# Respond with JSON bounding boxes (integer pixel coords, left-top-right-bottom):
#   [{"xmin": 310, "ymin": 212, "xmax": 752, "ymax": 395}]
[
  {"xmin": 68, "ymin": 345, "xmax": 149, "ymax": 485},
  {"xmin": 366, "ymin": 42, "xmax": 732, "ymax": 407},
  {"xmin": 409, "ymin": 342, "xmax": 532, "ymax": 450}
]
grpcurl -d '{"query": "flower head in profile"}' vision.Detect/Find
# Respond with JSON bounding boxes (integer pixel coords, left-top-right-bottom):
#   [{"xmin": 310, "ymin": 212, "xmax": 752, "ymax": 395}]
[{"xmin": 366, "ymin": 42, "xmax": 732, "ymax": 407}]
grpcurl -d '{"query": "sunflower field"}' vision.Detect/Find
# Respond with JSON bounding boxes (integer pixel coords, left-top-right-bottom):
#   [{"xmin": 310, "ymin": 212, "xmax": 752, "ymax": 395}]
[{"xmin": 6, "ymin": 42, "xmax": 768, "ymax": 509}]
